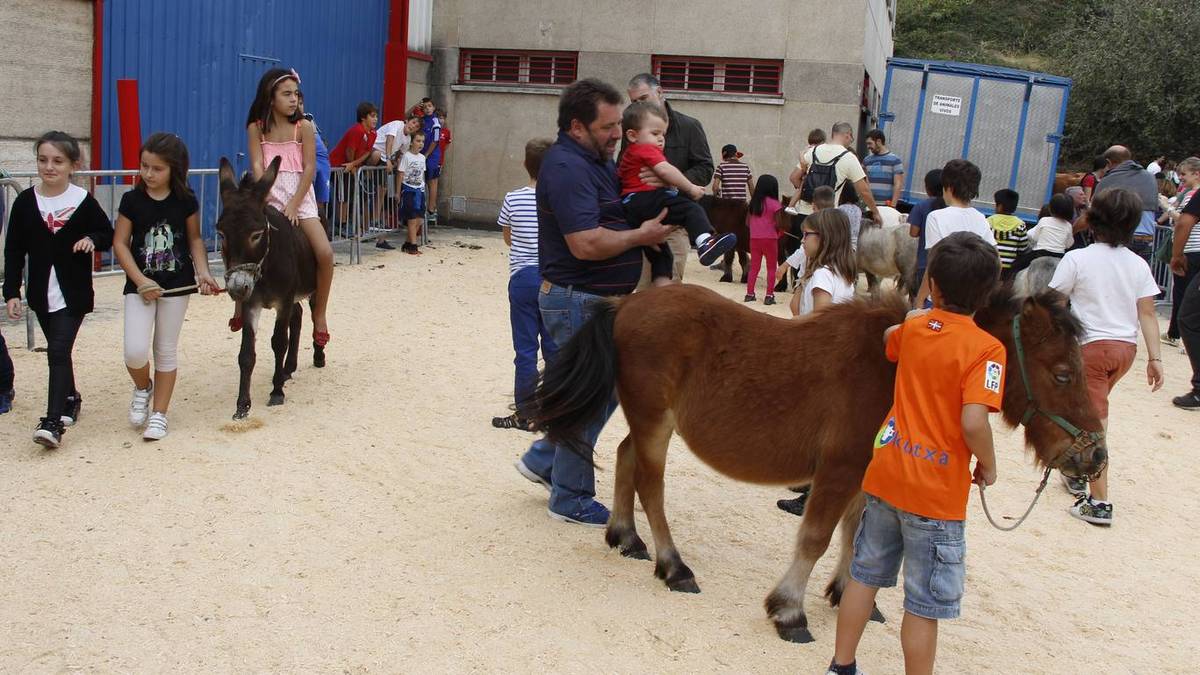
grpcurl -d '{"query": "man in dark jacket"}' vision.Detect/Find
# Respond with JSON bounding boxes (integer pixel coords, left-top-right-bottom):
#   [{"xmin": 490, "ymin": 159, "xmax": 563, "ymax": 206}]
[
  {"xmin": 1096, "ymin": 145, "xmax": 1159, "ymax": 263},
  {"xmin": 627, "ymin": 73, "xmax": 714, "ymax": 281}
]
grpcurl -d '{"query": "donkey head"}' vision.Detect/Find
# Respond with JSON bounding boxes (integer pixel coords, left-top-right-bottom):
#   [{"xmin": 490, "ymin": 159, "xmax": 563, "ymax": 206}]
[
  {"xmin": 217, "ymin": 156, "xmax": 281, "ymax": 301},
  {"xmin": 976, "ymin": 288, "xmax": 1107, "ymax": 479}
]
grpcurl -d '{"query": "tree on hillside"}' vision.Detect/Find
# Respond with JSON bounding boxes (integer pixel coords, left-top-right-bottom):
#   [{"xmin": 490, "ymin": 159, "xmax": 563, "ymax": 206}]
[{"xmin": 1059, "ymin": 0, "xmax": 1200, "ymax": 163}]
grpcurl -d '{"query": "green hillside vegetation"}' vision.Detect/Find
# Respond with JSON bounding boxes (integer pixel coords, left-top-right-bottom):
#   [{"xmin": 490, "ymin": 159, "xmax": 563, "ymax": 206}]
[{"xmin": 895, "ymin": 0, "xmax": 1200, "ymax": 166}]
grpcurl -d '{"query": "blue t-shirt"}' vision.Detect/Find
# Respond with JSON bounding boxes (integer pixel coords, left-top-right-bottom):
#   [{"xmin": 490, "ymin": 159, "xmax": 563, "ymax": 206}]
[
  {"xmin": 422, "ymin": 115, "xmax": 442, "ymax": 165},
  {"xmin": 863, "ymin": 152, "xmax": 905, "ymax": 204},
  {"xmin": 908, "ymin": 196, "xmax": 943, "ymax": 269},
  {"xmin": 537, "ymin": 131, "xmax": 642, "ymax": 295}
]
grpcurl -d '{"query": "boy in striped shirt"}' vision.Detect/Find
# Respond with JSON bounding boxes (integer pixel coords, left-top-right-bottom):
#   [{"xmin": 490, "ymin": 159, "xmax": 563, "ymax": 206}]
[
  {"xmin": 986, "ymin": 189, "xmax": 1028, "ymax": 279},
  {"xmin": 713, "ymin": 144, "xmax": 754, "ymax": 201},
  {"xmin": 492, "ymin": 139, "xmax": 557, "ymax": 432}
]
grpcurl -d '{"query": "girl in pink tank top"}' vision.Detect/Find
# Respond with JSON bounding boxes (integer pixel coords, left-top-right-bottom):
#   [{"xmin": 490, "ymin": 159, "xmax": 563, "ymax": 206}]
[{"xmin": 245, "ymin": 68, "xmax": 334, "ymax": 345}]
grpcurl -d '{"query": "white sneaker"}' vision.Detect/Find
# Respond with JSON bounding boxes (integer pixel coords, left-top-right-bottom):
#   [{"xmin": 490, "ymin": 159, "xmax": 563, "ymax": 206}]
[
  {"xmin": 129, "ymin": 384, "xmax": 153, "ymax": 427},
  {"xmin": 143, "ymin": 412, "xmax": 168, "ymax": 441}
]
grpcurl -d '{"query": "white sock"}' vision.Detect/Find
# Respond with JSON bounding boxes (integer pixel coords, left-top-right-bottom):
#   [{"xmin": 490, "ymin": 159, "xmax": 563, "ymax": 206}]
[
  {"xmin": 1090, "ymin": 497, "xmax": 1110, "ymax": 507},
  {"xmin": 696, "ymin": 232, "xmax": 711, "ymax": 246}
]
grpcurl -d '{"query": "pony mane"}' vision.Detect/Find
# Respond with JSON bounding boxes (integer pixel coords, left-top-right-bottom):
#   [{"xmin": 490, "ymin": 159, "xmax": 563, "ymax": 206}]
[{"xmin": 985, "ymin": 285, "xmax": 1083, "ymax": 340}]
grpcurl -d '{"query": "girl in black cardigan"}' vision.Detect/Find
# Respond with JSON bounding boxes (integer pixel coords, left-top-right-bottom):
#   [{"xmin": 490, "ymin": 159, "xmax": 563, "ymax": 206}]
[{"xmin": 3, "ymin": 132, "xmax": 113, "ymax": 448}]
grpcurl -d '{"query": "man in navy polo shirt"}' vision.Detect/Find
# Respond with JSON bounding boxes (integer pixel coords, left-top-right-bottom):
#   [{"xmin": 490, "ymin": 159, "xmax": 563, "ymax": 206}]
[{"xmin": 514, "ymin": 78, "xmax": 673, "ymax": 527}]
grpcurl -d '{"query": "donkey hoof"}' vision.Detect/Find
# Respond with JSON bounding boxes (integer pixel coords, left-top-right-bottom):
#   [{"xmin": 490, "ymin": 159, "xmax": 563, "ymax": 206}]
[
  {"xmin": 268, "ymin": 393, "xmax": 285, "ymax": 406},
  {"xmin": 774, "ymin": 623, "xmax": 815, "ymax": 644},
  {"xmin": 870, "ymin": 604, "xmax": 886, "ymax": 624}
]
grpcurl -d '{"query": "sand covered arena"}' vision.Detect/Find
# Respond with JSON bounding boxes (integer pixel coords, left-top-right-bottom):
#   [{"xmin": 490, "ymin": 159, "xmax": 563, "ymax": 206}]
[{"xmin": 0, "ymin": 228, "xmax": 1195, "ymax": 672}]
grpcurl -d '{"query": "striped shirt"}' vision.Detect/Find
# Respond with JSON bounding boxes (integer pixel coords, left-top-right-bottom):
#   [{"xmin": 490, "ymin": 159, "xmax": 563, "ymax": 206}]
[
  {"xmin": 987, "ymin": 214, "xmax": 1029, "ymax": 269},
  {"xmin": 499, "ymin": 186, "xmax": 538, "ymax": 275},
  {"xmin": 863, "ymin": 152, "xmax": 904, "ymax": 204},
  {"xmin": 715, "ymin": 161, "xmax": 752, "ymax": 200},
  {"xmin": 1179, "ymin": 187, "xmax": 1200, "ymax": 253}
]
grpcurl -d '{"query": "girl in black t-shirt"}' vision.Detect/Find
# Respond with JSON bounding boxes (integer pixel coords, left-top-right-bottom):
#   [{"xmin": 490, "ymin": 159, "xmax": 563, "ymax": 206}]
[{"xmin": 113, "ymin": 133, "xmax": 218, "ymax": 441}]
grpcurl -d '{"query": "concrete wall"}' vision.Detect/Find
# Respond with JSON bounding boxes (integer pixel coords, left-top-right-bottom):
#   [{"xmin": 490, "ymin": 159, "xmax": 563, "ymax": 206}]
[
  {"xmin": 0, "ymin": 0, "xmax": 93, "ymax": 174},
  {"xmin": 431, "ymin": 0, "xmax": 890, "ymax": 226}
]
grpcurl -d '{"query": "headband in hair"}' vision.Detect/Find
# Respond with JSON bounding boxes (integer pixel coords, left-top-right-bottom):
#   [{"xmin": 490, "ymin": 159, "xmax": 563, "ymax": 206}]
[{"xmin": 270, "ymin": 68, "xmax": 301, "ymax": 90}]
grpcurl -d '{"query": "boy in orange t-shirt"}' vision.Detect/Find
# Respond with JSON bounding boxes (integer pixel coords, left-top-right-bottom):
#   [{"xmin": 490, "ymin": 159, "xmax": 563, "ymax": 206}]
[{"xmin": 827, "ymin": 231, "xmax": 1004, "ymax": 675}]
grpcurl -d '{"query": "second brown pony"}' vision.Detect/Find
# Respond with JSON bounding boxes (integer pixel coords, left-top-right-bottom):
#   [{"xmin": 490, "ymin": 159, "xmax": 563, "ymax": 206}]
[{"xmin": 531, "ymin": 284, "xmax": 1105, "ymax": 644}]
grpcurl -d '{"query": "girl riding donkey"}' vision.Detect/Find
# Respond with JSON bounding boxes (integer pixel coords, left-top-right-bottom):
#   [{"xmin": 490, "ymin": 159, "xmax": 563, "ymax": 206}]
[
  {"xmin": 3, "ymin": 131, "xmax": 113, "ymax": 448},
  {"xmin": 237, "ymin": 68, "xmax": 334, "ymax": 346},
  {"xmin": 113, "ymin": 133, "xmax": 219, "ymax": 441}
]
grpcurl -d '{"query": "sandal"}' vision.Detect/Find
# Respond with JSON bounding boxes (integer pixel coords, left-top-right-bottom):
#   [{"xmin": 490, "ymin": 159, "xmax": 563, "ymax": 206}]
[{"xmin": 492, "ymin": 412, "xmax": 534, "ymax": 432}]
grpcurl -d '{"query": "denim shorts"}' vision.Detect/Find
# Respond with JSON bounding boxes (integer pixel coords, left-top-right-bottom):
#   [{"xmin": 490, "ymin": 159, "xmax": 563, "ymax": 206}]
[
  {"xmin": 850, "ymin": 494, "xmax": 967, "ymax": 620},
  {"xmin": 400, "ymin": 185, "xmax": 426, "ymax": 220}
]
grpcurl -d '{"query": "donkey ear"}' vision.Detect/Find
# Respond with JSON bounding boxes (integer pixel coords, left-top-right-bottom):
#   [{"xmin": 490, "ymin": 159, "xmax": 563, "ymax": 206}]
[
  {"xmin": 218, "ymin": 157, "xmax": 237, "ymax": 193},
  {"xmin": 255, "ymin": 156, "xmax": 282, "ymax": 202}
]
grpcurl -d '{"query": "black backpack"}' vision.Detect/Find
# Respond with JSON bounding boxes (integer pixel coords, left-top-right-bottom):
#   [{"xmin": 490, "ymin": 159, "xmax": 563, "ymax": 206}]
[{"xmin": 801, "ymin": 146, "xmax": 852, "ymax": 203}]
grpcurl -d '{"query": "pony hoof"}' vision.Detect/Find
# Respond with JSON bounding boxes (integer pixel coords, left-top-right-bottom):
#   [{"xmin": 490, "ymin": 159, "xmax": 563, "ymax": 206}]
[
  {"xmin": 870, "ymin": 604, "xmax": 886, "ymax": 624},
  {"xmin": 774, "ymin": 623, "xmax": 815, "ymax": 644},
  {"xmin": 666, "ymin": 576, "xmax": 700, "ymax": 593},
  {"xmin": 268, "ymin": 394, "xmax": 285, "ymax": 406},
  {"xmin": 313, "ymin": 349, "xmax": 326, "ymax": 368},
  {"xmin": 718, "ymin": 274, "xmax": 732, "ymax": 283},
  {"xmin": 623, "ymin": 546, "xmax": 651, "ymax": 561},
  {"xmin": 233, "ymin": 407, "xmax": 250, "ymax": 420}
]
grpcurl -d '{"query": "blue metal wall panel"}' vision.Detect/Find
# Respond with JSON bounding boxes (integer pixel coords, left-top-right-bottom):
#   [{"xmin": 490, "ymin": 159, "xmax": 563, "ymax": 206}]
[{"xmin": 101, "ymin": 0, "xmax": 389, "ymax": 173}]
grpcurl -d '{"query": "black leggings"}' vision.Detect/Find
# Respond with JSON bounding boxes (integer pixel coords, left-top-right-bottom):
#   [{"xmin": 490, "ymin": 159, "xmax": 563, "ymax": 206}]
[
  {"xmin": 1169, "ymin": 253, "xmax": 1200, "ymax": 339},
  {"xmin": 0, "ymin": 327, "xmax": 13, "ymax": 394},
  {"xmin": 624, "ymin": 189, "xmax": 714, "ymax": 280},
  {"xmin": 34, "ymin": 310, "xmax": 83, "ymax": 420}
]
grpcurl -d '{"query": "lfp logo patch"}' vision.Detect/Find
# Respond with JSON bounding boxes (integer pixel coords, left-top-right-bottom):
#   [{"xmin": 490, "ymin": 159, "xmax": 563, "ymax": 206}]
[
  {"xmin": 875, "ymin": 417, "xmax": 898, "ymax": 448},
  {"xmin": 985, "ymin": 361, "xmax": 1002, "ymax": 393}
]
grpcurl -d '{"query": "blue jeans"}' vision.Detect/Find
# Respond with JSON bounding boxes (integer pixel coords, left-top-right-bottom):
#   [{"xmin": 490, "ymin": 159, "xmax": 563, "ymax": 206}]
[
  {"xmin": 509, "ymin": 266, "xmax": 557, "ymax": 417},
  {"xmin": 850, "ymin": 495, "xmax": 967, "ymax": 620},
  {"xmin": 520, "ymin": 282, "xmax": 619, "ymax": 514}
]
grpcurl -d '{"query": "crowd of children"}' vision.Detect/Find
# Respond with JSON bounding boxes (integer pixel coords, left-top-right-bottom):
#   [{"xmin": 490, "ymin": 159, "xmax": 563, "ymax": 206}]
[{"xmin": 0, "ymin": 67, "xmax": 444, "ymax": 447}]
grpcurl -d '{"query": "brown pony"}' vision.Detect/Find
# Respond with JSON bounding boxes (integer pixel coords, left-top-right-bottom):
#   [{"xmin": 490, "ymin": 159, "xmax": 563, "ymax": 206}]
[{"xmin": 531, "ymin": 284, "xmax": 1105, "ymax": 644}]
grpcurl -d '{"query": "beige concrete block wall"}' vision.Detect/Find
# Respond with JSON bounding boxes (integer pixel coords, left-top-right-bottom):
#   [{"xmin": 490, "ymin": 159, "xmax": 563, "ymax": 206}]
[
  {"xmin": 431, "ymin": 0, "xmax": 891, "ymax": 226},
  {"xmin": 0, "ymin": 0, "xmax": 93, "ymax": 174}
]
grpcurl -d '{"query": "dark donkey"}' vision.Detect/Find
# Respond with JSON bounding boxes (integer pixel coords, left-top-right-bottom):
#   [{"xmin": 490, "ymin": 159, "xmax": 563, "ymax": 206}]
[
  {"xmin": 217, "ymin": 157, "xmax": 325, "ymax": 419},
  {"xmin": 531, "ymin": 284, "xmax": 1105, "ymax": 643}
]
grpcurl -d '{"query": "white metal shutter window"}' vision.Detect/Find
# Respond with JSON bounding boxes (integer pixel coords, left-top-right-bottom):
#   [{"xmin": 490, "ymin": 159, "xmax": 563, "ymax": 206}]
[{"xmin": 408, "ymin": 0, "xmax": 433, "ymax": 54}]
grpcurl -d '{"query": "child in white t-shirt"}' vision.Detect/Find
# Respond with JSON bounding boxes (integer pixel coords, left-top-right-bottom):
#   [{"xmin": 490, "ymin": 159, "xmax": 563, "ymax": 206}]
[
  {"xmin": 790, "ymin": 208, "xmax": 857, "ymax": 317},
  {"xmin": 1048, "ymin": 188, "xmax": 1164, "ymax": 527},
  {"xmin": 1011, "ymin": 193, "xmax": 1077, "ymax": 276},
  {"xmin": 915, "ymin": 159, "xmax": 996, "ymax": 308},
  {"xmin": 397, "ymin": 131, "xmax": 427, "ymax": 255}
]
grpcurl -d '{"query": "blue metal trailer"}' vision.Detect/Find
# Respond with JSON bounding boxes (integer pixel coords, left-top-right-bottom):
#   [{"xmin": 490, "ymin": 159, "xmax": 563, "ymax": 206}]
[{"xmin": 880, "ymin": 58, "xmax": 1072, "ymax": 221}]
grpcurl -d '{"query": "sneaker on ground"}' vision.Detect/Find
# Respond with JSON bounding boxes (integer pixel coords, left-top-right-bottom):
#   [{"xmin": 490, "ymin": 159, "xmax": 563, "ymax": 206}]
[
  {"xmin": 696, "ymin": 232, "xmax": 738, "ymax": 266},
  {"xmin": 61, "ymin": 394, "xmax": 81, "ymax": 427},
  {"xmin": 547, "ymin": 500, "xmax": 610, "ymax": 528},
  {"xmin": 764, "ymin": 295, "xmax": 776, "ymax": 306},
  {"xmin": 0, "ymin": 389, "xmax": 14, "ymax": 415},
  {"xmin": 777, "ymin": 494, "xmax": 809, "ymax": 517},
  {"xmin": 376, "ymin": 239, "xmax": 396, "ymax": 250},
  {"xmin": 130, "ymin": 384, "xmax": 153, "ymax": 427},
  {"xmin": 1059, "ymin": 472, "xmax": 1088, "ymax": 497},
  {"xmin": 744, "ymin": 293, "xmax": 756, "ymax": 302},
  {"xmin": 514, "ymin": 458, "xmax": 551, "ymax": 491},
  {"xmin": 826, "ymin": 666, "xmax": 866, "ymax": 675},
  {"xmin": 143, "ymin": 412, "xmax": 169, "ymax": 441},
  {"xmin": 33, "ymin": 417, "xmax": 64, "ymax": 449},
  {"xmin": 1172, "ymin": 390, "xmax": 1200, "ymax": 410},
  {"xmin": 1069, "ymin": 495, "xmax": 1112, "ymax": 526}
]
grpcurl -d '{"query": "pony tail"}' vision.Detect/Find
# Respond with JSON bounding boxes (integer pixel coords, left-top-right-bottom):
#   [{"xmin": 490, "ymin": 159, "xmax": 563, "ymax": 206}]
[{"xmin": 528, "ymin": 300, "xmax": 621, "ymax": 466}]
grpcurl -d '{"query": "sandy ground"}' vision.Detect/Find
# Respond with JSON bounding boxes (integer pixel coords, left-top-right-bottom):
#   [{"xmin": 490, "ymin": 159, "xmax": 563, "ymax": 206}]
[{"xmin": 0, "ymin": 228, "xmax": 1196, "ymax": 673}]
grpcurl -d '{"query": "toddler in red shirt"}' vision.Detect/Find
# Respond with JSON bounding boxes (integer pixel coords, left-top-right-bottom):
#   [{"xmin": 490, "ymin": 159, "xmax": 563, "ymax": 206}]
[{"xmin": 618, "ymin": 102, "xmax": 736, "ymax": 280}]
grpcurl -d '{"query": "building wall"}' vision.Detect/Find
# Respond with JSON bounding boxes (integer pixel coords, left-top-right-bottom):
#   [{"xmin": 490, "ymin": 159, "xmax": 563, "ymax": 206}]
[
  {"xmin": 0, "ymin": 0, "xmax": 93, "ymax": 173},
  {"xmin": 432, "ymin": 0, "xmax": 889, "ymax": 226}
]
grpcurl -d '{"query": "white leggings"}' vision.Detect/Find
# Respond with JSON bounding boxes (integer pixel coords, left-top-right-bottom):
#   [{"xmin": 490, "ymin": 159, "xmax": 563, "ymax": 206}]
[{"xmin": 124, "ymin": 294, "xmax": 190, "ymax": 372}]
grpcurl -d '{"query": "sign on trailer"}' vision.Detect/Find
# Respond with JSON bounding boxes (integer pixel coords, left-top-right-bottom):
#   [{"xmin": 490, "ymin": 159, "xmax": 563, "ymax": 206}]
[{"xmin": 930, "ymin": 94, "xmax": 962, "ymax": 116}]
